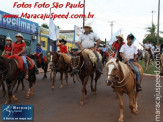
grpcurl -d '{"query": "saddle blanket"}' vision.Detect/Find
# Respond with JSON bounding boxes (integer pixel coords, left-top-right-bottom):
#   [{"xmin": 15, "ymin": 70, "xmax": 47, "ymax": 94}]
[
  {"xmin": 8, "ymin": 55, "xmax": 34, "ymax": 71},
  {"xmin": 34, "ymin": 53, "xmax": 48, "ymax": 63}
]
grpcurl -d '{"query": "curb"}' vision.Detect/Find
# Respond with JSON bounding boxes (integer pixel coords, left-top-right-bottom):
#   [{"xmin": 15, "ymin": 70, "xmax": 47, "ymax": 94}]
[{"xmin": 143, "ymin": 73, "xmax": 163, "ymax": 77}]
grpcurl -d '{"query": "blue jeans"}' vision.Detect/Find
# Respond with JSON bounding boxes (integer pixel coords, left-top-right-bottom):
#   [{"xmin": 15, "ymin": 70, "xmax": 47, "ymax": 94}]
[
  {"xmin": 21, "ymin": 56, "xmax": 28, "ymax": 71},
  {"xmin": 94, "ymin": 52, "xmax": 101, "ymax": 70},
  {"xmin": 40, "ymin": 53, "xmax": 44, "ymax": 63},
  {"xmin": 128, "ymin": 60, "xmax": 140, "ymax": 83}
]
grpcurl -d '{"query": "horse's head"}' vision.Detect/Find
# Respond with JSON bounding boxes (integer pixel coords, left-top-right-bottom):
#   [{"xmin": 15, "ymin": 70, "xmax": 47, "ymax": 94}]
[
  {"xmin": 50, "ymin": 52, "xmax": 60, "ymax": 63},
  {"xmin": 105, "ymin": 58, "xmax": 119, "ymax": 86},
  {"xmin": 70, "ymin": 51, "xmax": 82, "ymax": 75}
]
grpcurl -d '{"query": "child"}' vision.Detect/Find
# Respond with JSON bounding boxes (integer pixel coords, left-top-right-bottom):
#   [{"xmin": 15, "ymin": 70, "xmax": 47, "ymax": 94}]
[
  {"xmin": 2, "ymin": 37, "xmax": 13, "ymax": 58},
  {"xmin": 36, "ymin": 43, "xmax": 44, "ymax": 64},
  {"xmin": 57, "ymin": 39, "xmax": 68, "ymax": 54}
]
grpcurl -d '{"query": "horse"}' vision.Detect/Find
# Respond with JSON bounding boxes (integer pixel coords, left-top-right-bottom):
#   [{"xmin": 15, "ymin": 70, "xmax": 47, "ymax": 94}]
[
  {"xmin": 50, "ymin": 52, "xmax": 74, "ymax": 91},
  {"xmin": 0, "ymin": 56, "xmax": 36, "ymax": 104},
  {"xmin": 28, "ymin": 54, "xmax": 48, "ymax": 80},
  {"xmin": 70, "ymin": 50, "xmax": 102, "ymax": 105},
  {"xmin": 105, "ymin": 58, "xmax": 143, "ymax": 122},
  {"xmin": 143, "ymin": 50, "xmax": 150, "ymax": 70}
]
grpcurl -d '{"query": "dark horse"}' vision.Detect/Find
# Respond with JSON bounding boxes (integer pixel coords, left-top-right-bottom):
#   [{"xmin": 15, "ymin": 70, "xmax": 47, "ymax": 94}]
[
  {"xmin": 50, "ymin": 52, "xmax": 75, "ymax": 90},
  {"xmin": 28, "ymin": 54, "xmax": 48, "ymax": 79},
  {"xmin": 70, "ymin": 51, "xmax": 102, "ymax": 105},
  {"xmin": 0, "ymin": 56, "xmax": 36, "ymax": 104}
]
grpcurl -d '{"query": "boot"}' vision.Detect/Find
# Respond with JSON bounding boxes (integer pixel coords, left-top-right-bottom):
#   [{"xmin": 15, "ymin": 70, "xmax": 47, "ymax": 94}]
[
  {"xmin": 25, "ymin": 70, "xmax": 29, "ymax": 80},
  {"xmin": 136, "ymin": 82, "xmax": 142, "ymax": 91}
]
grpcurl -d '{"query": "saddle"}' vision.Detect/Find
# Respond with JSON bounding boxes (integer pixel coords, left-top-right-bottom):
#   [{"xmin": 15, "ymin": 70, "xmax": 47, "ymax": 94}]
[
  {"xmin": 83, "ymin": 49, "xmax": 102, "ymax": 66},
  {"xmin": 34, "ymin": 53, "xmax": 48, "ymax": 64},
  {"xmin": 58, "ymin": 53, "xmax": 71, "ymax": 64},
  {"xmin": 8, "ymin": 55, "xmax": 34, "ymax": 71}
]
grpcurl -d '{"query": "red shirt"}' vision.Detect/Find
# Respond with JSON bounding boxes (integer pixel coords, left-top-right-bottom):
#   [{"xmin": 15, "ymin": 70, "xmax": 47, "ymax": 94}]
[
  {"xmin": 57, "ymin": 44, "xmax": 68, "ymax": 53},
  {"xmin": 4, "ymin": 44, "xmax": 13, "ymax": 52},
  {"xmin": 112, "ymin": 41, "xmax": 125, "ymax": 51},
  {"xmin": 13, "ymin": 41, "xmax": 26, "ymax": 55}
]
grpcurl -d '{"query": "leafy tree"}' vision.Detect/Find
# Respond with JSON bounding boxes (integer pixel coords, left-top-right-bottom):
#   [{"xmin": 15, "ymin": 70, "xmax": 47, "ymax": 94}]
[
  {"xmin": 41, "ymin": 23, "xmax": 49, "ymax": 29},
  {"xmin": 143, "ymin": 24, "xmax": 163, "ymax": 45}
]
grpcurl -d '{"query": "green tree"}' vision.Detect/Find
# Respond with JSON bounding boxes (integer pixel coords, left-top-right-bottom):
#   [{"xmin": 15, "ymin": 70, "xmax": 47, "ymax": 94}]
[
  {"xmin": 41, "ymin": 23, "xmax": 49, "ymax": 29},
  {"xmin": 143, "ymin": 24, "xmax": 163, "ymax": 45}
]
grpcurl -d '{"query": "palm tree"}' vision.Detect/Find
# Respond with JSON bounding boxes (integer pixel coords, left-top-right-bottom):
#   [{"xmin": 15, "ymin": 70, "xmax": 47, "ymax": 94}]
[
  {"xmin": 41, "ymin": 23, "xmax": 49, "ymax": 29},
  {"xmin": 145, "ymin": 24, "xmax": 156, "ymax": 37}
]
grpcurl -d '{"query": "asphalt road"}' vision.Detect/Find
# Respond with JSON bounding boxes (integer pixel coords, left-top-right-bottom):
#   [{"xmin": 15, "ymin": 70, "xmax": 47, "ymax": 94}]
[{"xmin": 0, "ymin": 70, "xmax": 163, "ymax": 122}]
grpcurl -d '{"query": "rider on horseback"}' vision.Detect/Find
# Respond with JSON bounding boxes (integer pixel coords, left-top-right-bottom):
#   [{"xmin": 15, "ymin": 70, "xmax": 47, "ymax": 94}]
[
  {"xmin": 2, "ymin": 37, "xmax": 13, "ymax": 57},
  {"xmin": 144, "ymin": 41, "xmax": 154, "ymax": 61},
  {"xmin": 13, "ymin": 33, "xmax": 28, "ymax": 79},
  {"xmin": 120, "ymin": 34, "xmax": 142, "ymax": 91},
  {"xmin": 57, "ymin": 39, "xmax": 68, "ymax": 54},
  {"xmin": 111, "ymin": 34, "xmax": 125, "ymax": 60},
  {"xmin": 77, "ymin": 23, "xmax": 102, "ymax": 74},
  {"xmin": 36, "ymin": 43, "xmax": 44, "ymax": 64}
]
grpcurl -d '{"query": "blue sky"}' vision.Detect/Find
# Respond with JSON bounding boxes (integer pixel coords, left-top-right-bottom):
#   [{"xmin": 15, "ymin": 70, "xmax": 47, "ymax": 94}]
[{"xmin": 0, "ymin": 0, "xmax": 163, "ymax": 48}]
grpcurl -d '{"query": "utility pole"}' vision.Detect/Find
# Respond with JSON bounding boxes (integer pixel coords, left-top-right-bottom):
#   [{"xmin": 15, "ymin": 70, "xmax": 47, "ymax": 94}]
[
  {"xmin": 110, "ymin": 21, "xmax": 114, "ymax": 38},
  {"xmin": 83, "ymin": 0, "xmax": 85, "ymax": 27},
  {"xmin": 157, "ymin": 0, "xmax": 160, "ymax": 45},
  {"xmin": 151, "ymin": 11, "xmax": 156, "ymax": 25}
]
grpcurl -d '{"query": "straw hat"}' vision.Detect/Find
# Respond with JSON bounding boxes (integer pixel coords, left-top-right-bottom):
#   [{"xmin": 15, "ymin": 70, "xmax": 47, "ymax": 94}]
[
  {"xmin": 5, "ymin": 37, "xmax": 12, "ymax": 42},
  {"xmin": 116, "ymin": 34, "xmax": 123, "ymax": 39},
  {"xmin": 84, "ymin": 23, "xmax": 92, "ymax": 29},
  {"xmin": 15, "ymin": 33, "xmax": 24, "ymax": 39}
]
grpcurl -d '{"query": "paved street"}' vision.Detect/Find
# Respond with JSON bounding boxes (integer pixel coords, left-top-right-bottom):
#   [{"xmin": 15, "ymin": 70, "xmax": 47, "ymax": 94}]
[{"xmin": 0, "ymin": 70, "xmax": 163, "ymax": 122}]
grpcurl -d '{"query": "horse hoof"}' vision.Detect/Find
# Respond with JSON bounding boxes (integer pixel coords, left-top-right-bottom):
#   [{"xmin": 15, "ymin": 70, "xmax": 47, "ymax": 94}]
[
  {"xmin": 5, "ymin": 100, "xmax": 11, "ymax": 104},
  {"xmin": 60, "ymin": 85, "xmax": 63, "ymax": 88},
  {"xmin": 30, "ymin": 92, "xmax": 34, "ymax": 96},
  {"xmin": 132, "ymin": 109, "xmax": 138, "ymax": 115},
  {"xmin": 52, "ymin": 86, "xmax": 55, "ymax": 91},
  {"xmin": 93, "ymin": 91, "xmax": 96, "ymax": 95},
  {"xmin": 118, "ymin": 118, "xmax": 123, "ymax": 122},
  {"xmin": 25, "ymin": 95, "xmax": 30, "ymax": 99},
  {"xmin": 80, "ymin": 101, "xmax": 84, "ymax": 105}
]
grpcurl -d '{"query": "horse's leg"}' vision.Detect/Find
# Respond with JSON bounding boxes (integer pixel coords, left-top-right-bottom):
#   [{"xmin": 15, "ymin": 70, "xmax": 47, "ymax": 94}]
[
  {"xmin": 134, "ymin": 91, "xmax": 139, "ymax": 113},
  {"xmin": 80, "ymin": 76, "xmax": 89, "ymax": 105},
  {"xmin": 52, "ymin": 71, "xmax": 56, "ymax": 91},
  {"xmin": 90, "ymin": 73, "xmax": 95, "ymax": 92},
  {"xmin": 43, "ymin": 63, "xmax": 48, "ymax": 80},
  {"xmin": 21, "ymin": 80, "xmax": 25, "ymax": 91},
  {"xmin": 93, "ymin": 71, "xmax": 101, "ymax": 95},
  {"xmin": 64, "ymin": 72, "xmax": 68, "ymax": 86},
  {"xmin": 2, "ymin": 81, "xmax": 6, "ymax": 96},
  {"xmin": 72, "ymin": 75, "xmax": 76, "ymax": 84},
  {"xmin": 15, "ymin": 80, "xmax": 20, "ymax": 92},
  {"xmin": 129, "ymin": 90, "xmax": 138, "ymax": 114},
  {"xmin": 60, "ymin": 72, "xmax": 63, "ymax": 88},
  {"xmin": 117, "ymin": 92, "xmax": 124, "ymax": 122}
]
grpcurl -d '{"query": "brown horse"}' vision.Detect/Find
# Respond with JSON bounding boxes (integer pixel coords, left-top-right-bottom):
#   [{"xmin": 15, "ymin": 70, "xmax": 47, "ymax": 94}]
[
  {"xmin": 28, "ymin": 54, "xmax": 48, "ymax": 80},
  {"xmin": 0, "ymin": 56, "xmax": 36, "ymax": 104},
  {"xmin": 106, "ymin": 58, "xmax": 143, "ymax": 122},
  {"xmin": 50, "ymin": 52, "xmax": 74, "ymax": 90},
  {"xmin": 70, "ymin": 50, "xmax": 102, "ymax": 105}
]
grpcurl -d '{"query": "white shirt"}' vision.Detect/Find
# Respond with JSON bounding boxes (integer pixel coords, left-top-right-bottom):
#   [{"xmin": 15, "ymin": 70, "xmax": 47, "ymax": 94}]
[
  {"xmin": 120, "ymin": 44, "xmax": 138, "ymax": 60},
  {"xmin": 78, "ymin": 32, "xmax": 100, "ymax": 48},
  {"xmin": 144, "ymin": 44, "xmax": 152, "ymax": 49}
]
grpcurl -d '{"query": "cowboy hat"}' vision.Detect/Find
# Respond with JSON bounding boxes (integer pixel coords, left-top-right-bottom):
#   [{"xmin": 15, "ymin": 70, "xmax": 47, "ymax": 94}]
[
  {"xmin": 116, "ymin": 34, "xmax": 123, "ymax": 39},
  {"xmin": 15, "ymin": 33, "xmax": 24, "ymax": 39},
  {"xmin": 84, "ymin": 23, "xmax": 92, "ymax": 29},
  {"xmin": 59, "ymin": 39, "xmax": 67, "ymax": 44},
  {"xmin": 5, "ymin": 37, "xmax": 12, "ymax": 41}
]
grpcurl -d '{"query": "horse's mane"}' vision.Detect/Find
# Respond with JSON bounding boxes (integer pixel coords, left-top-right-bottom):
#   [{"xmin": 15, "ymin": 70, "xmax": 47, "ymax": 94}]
[{"xmin": 106, "ymin": 58, "xmax": 130, "ymax": 78}]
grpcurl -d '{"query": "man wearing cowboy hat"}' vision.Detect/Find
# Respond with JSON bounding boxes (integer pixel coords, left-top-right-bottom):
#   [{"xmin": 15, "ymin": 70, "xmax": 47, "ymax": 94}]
[
  {"xmin": 57, "ymin": 39, "xmax": 68, "ymax": 54},
  {"xmin": 2, "ymin": 37, "xmax": 13, "ymax": 57},
  {"xmin": 13, "ymin": 33, "xmax": 28, "ymax": 79},
  {"xmin": 111, "ymin": 34, "xmax": 125, "ymax": 60},
  {"xmin": 36, "ymin": 43, "xmax": 44, "ymax": 64},
  {"xmin": 78, "ymin": 23, "xmax": 102, "ymax": 73}
]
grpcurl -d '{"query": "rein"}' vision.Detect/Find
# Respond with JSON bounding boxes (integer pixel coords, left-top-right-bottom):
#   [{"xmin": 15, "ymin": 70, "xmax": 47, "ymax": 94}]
[{"xmin": 107, "ymin": 63, "xmax": 130, "ymax": 88}]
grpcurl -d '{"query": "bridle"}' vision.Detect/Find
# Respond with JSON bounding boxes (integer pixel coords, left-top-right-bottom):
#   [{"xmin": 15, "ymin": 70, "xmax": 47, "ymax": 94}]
[
  {"xmin": 71, "ymin": 56, "xmax": 84, "ymax": 71},
  {"xmin": 107, "ymin": 62, "xmax": 129, "ymax": 88}
]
